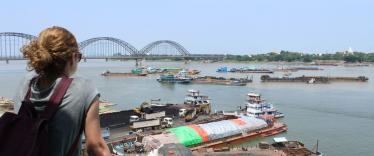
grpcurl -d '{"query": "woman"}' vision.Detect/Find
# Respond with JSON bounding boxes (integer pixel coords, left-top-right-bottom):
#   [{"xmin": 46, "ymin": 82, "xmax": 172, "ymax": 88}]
[{"xmin": 14, "ymin": 26, "xmax": 111, "ymax": 156}]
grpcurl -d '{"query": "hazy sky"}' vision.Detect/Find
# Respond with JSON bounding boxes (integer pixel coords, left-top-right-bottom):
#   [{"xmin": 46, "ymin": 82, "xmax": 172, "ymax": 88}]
[{"xmin": 1, "ymin": 0, "xmax": 373, "ymax": 54}]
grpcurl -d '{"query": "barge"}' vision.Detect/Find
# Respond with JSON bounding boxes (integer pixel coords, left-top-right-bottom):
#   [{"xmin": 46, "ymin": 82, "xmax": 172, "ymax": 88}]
[
  {"xmin": 101, "ymin": 70, "xmax": 147, "ymax": 77},
  {"xmin": 146, "ymin": 67, "xmax": 200, "ymax": 75},
  {"xmin": 273, "ymin": 67, "xmax": 323, "ymax": 72},
  {"xmin": 193, "ymin": 138, "xmax": 322, "ymax": 156},
  {"xmin": 217, "ymin": 67, "xmax": 274, "ymax": 74},
  {"xmin": 142, "ymin": 115, "xmax": 287, "ymax": 151},
  {"xmin": 192, "ymin": 76, "xmax": 252, "ymax": 86},
  {"xmin": 261, "ymin": 75, "xmax": 368, "ymax": 83},
  {"xmin": 229, "ymin": 67, "xmax": 274, "ymax": 74}
]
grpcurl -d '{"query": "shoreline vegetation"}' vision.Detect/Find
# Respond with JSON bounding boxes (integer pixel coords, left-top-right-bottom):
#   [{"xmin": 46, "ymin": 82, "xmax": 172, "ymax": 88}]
[{"xmin": 144, "ymin": 51, "xmax": 374, "ymax": 63}]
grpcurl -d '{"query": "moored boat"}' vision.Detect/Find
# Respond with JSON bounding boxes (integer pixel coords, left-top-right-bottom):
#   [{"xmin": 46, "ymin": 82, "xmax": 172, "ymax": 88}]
[
  {"xmin": 229, "ymin": 67, "xmax": 274, "ymax": 74},
  {"xmin": 261, "ymin": 75, "xmax": 369, "ymax": 83},
  {"xmin": 157, "ymin": 70, "xmax": 193, "ymax": 83},
  {"xmin": 244, "ymin": 92, "xmax": 284, "ymax": 118},
  {"xmin": 101, "ymin": 69, "xmax": 147, "ymax": 77},
  {"xmin": 142, "ymin": 115, "xmax": 287, "ymax": 151}
]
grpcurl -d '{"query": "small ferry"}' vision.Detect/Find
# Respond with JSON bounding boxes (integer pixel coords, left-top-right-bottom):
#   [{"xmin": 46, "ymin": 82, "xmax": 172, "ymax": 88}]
[
  {"xmin": 244, "ymin": 93, "xmax": 284, "ymax": 118},
  {"xmin": 156, "ymin": 70, "xmax": 193, "ymax": 83}
]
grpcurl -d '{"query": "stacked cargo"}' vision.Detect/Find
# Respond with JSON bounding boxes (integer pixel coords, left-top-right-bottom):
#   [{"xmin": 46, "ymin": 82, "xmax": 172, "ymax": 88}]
[
  {"xmin": 198, "ymin": 120, "xmax": 242, "ymax": 141},
  {"xmin": 142, "ymin": 116, "xmax": 268, "ymax": 149},
  {"xmin": 168, "ymin": 126, "xmax": 203, "ymax": 146}
]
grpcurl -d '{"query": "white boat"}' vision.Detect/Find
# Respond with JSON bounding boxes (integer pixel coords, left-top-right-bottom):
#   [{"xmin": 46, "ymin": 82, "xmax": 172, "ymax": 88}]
[{"xmin": 245, "ymin": 93, "xmax": 284, "ymax": 118}]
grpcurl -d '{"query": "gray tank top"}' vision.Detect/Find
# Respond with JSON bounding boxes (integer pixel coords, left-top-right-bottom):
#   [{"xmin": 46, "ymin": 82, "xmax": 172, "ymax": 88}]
[{"xmin": 14, "ymin": 72, "xmax": 99, "ymax": 156}]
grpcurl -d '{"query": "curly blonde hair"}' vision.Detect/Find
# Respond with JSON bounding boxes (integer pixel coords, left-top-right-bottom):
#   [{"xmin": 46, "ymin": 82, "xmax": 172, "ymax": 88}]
[{"xmin": 21, "ymin": 26, "xmax": 79, "ymax": 76}]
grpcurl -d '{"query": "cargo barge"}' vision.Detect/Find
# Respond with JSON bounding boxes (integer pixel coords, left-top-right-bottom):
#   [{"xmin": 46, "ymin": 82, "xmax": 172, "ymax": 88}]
[
  {"xmin": 261, "ymin": 75, "xmax": 369, "ymax": 83},
  {"xmin": 140, "ymin": 115, "xmax": 287, "ymax": 151},
  {"xmin": 145, "ymin": 67, "xmax": 200, "ymax": 75},
  {"xmin": 192, "ymin": 76, "xmax": 253, "ymax": 86},
  {"xmin": 230, "ymin": 68, "xmax": 274, "ymax": 74},
  {"xmin": 193, "ymin": 138, "xmax": 322, "ymax": 156},
  {"xmin": 217, "ymin": 67, "xmax": 274, "ymax": 74},
  {"xmin": 101, "ymin": 70, "xmax": 147, "ymax": 77},
  {"xmin": 273, "ymin": 67, "xmax": 323, "ymax": 72}
]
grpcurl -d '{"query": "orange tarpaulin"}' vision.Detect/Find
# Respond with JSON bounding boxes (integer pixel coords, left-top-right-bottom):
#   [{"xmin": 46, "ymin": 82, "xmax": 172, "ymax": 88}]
[
  {"xmin": 188, "ymin": 124, "xmax": 209, "ymax": 142},
  {"xmin": 229, "ymin": 118, "xmax": 247, "ymax": 125}
]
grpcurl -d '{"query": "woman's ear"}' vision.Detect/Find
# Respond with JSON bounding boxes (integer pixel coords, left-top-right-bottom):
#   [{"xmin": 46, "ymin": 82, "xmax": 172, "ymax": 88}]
[{"xmin": 69, "ymin": 54, "xmax": 75, "ymax": 65}]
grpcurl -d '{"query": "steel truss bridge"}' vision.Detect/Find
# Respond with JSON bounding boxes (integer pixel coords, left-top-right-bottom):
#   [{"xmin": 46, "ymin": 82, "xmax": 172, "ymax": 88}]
[{"xmin": 0, "ymin": 32, "xmax": 224, "ymax": 62}]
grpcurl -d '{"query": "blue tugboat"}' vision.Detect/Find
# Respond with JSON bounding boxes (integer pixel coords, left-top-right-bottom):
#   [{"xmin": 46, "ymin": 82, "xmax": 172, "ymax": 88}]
[{"xmin": 157, "ymin": 70, "xmax": 193, "ymax": 84}]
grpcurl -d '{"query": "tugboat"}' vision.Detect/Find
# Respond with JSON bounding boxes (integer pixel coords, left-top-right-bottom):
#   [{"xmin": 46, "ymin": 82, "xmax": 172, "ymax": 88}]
[
  {"xmin": 157, "ymin": 70, "xmax": 193, "ymax": 84},
  {"xmin": 244, "ymin": 93, "xmax": 284, "ymax": 118},
  {"xmin": 183, "ymin": 90, "xmax": 211, "ymax": 115}
]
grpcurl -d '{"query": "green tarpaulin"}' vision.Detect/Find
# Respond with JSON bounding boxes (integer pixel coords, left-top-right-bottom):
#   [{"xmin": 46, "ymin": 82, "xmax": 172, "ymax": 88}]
[
  {"xmin": 168, "ymin": 126, "xmax": 202, "ymax": 146},
  {"xmin": 131, "ymin": 68, "xmax": 142, "ymax": 74}
]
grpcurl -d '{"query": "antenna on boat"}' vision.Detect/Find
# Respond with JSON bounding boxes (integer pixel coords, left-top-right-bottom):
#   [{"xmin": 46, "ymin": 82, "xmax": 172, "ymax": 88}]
[
  {"xmin": 316, "ymin": 139, "xmax": 321, "ymax": 156},
  {"xmin": 311, "ymin": 139, "xmax": 321, "ymax": 155}
]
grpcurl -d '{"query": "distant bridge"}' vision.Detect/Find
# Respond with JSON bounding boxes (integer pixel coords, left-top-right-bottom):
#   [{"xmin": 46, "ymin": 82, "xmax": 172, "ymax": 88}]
[{"xmin": 0, "ymin": 32, "xmax": 225, "ymax": 62}]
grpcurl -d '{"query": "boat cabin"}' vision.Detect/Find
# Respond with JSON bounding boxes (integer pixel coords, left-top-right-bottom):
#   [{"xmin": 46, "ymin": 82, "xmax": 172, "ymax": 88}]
[
  {"xmin": 247, "ymin": 93, "xmax": 263, "ymax": 104},
  {"xmin": 184, "ymin": 90, "xmax": 210, "ymax": 106}
]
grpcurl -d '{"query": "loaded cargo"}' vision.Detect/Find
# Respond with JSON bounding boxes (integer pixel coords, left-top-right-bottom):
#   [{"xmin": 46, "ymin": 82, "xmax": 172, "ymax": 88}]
[{"xmin": 142, "ymin": 115, "xmax": 287, "ymax": 151}]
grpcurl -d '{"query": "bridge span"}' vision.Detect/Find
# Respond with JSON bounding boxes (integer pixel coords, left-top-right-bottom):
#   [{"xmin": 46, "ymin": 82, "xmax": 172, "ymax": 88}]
[{"xmin": 0, "ymin": 32, "xmax": 225, "ymax": 63}]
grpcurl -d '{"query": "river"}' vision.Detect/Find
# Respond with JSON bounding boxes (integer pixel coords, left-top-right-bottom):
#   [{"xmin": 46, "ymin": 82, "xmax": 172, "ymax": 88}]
[{"xmin": 1, "ymin": 60, "xmax": 373, "ymax": 156}]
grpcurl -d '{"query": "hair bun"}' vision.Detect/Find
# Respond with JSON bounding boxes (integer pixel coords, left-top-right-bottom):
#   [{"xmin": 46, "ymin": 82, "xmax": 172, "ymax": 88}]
[{"xmin": 21, "ymin": 26, "xmax": 79, "ymax": 76}]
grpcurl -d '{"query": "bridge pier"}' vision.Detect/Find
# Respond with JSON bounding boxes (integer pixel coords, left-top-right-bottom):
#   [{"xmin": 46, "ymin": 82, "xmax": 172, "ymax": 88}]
[
  {"xmin": 135, "ymin": 58, "xmax": 144, "ymax": 67},
  {"xmin": 135, "ymin": 59, "xmax": 139, "ymax": 67}
]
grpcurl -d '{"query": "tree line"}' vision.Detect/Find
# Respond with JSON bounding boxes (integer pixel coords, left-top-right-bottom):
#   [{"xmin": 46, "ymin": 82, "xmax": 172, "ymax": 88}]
[{"xmin": 224, "ymin": 51, "xmax": 374, "ymax": 63}]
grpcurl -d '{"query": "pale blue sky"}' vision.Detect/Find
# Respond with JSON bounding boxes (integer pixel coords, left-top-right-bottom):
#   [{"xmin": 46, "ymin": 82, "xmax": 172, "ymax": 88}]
[{"xmin": 1, "ymin": 0, "xmax": 373, "ymax": 54}]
